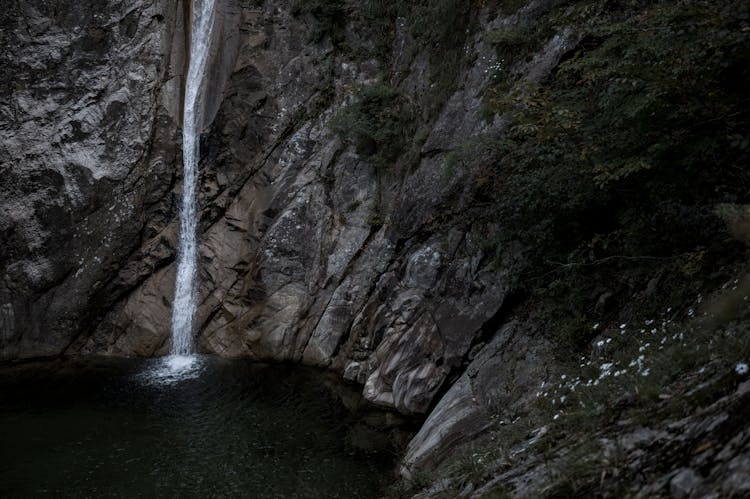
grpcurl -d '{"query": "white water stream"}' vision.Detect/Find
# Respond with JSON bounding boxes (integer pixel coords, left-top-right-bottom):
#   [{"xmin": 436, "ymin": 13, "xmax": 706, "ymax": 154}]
[{"xmin": 170, "ymin": 0, "xmax": 217, "ymax": 360}]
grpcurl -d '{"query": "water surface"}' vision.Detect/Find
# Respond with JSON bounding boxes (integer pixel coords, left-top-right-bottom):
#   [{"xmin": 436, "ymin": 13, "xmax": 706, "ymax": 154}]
[{"xmin": 0, "ymin": 356, "xmax": 406, "ymax": 498}]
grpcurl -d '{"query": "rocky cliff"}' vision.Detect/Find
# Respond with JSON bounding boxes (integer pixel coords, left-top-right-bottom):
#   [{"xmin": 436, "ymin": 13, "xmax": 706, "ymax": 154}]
[
  {"xmin": 3, "ymin": 0, "xmax": 750, "ymax": 497},
  {"xmin": 1, "ymin": 0, "xmax": 186, "ymax": 359}
]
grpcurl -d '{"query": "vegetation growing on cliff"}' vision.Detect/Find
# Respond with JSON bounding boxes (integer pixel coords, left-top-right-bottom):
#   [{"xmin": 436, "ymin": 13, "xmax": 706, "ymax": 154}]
[
  {"xmin": 295, "ymin": 1, "xmax": 750, "ymax": 493},
  {"xmin": 330, "ymin": 83, "xmax": 416, "ymax": 170},
  {"xmin": 387, "ymin": 0, "xmax": 750, "ymax": 496},
  {"xmin": 292, "ymin": 0, "xmax": 475, "ymax": 120},
  {"xmin": 452, "ymin": 0, "xmax": 750, "ymax": 348}
]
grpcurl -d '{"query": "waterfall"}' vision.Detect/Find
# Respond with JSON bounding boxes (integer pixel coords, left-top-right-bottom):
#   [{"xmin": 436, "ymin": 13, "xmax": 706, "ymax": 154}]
[{"xmin": 170, "ymin": 0, "xmax": 217, "ymax": 357}]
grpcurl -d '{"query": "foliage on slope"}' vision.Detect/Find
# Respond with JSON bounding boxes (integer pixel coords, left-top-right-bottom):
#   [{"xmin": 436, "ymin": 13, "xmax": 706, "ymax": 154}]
[
  {"xmin": 465, "ymin": 0, "xmax": 750, "ymax": 347},
  {"xmin": 406, "ymin": 0, "xmax": 750, "ymax": 495}
]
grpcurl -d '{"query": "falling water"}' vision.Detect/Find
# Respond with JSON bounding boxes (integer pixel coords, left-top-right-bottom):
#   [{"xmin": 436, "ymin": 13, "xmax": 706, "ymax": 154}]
[{"xmin": 170, "ymin": 0, "xmax": 217, "ymax": 358}]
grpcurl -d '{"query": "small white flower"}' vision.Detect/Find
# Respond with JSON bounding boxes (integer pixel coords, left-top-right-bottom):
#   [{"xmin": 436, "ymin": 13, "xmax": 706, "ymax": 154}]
[
  {"xmin": 735, "ymin": 363, "xmax": 749, "ymax": 376},
  {"xmin": 620, "ymin": 323, "xmax": 627, "ymax": 329},
  {"xmin": 641, "ymin": 368, "xmax": 651, "ymax": 377},
  {"xmin": 592, "ymin": 323, "xmax": 600, "ymax": 330}
]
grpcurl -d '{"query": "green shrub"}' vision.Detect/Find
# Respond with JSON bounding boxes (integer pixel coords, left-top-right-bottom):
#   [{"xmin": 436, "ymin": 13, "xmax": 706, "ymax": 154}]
[
  {"xmin": 396, "ymin": 0, "xmax": 745, "ymax": 357},
  {"xmin": 469, "ymin": 0, "xmax": 750, "ymax": 302},
  {"xmin": 290, "ymin": 0, "xmax": 349, "ymax": 43},
  {"xmin": 330, "ymin": 83, "xmax": 415, "ymax": 170}
]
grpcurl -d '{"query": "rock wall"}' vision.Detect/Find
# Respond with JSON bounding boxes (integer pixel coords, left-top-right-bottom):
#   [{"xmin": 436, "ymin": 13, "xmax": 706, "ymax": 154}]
[
  {"xmin": 10, "ymin": 2, "xmax": 747, "ymax": 494},
  {"xmin": 4, "ymin": 1, "xmax": 750, "ymax": 495},
  {"xmin": 1, "ymin": 0, "xmax": 570, "ymax": 474},
  {"xmin": 74, "ymin": 0, "xmax": 550, "ymax": 420},
  {"xmin": 0, "ymin": 0, "xmax": 187, "ymax": 359}
]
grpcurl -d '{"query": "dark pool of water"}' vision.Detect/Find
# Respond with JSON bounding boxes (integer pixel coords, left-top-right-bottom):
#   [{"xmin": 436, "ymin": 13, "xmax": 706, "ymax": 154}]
[{"xmin": 0, "ymin": 356, "xmax": 409, "ymax": 498}]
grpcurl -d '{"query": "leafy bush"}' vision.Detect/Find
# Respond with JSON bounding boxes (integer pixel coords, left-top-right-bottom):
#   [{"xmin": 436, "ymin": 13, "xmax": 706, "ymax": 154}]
[
  {"xmin": 290, "ymin": 0, "xmax": 348, "ymax": 44},
  {"xmin": 292, "ymin": 0, "xmax": 475, "ymax": 118},
  {"xmin": 477, "ymin": 0, "xmax": 749, "ymax": 279},
  {"xmin": 330, "ymin": 83, "xmax": 415, "ymax": 170},
  {"xmin": 432, "ymin": 0, "xmax": 747, "ymax": 351}
]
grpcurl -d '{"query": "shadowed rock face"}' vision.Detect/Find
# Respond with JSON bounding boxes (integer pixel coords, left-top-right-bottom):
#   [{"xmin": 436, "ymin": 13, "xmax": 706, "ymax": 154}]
[{"xmin": 1, "ymin": 0, "xmax": 576, "ymax": 476}]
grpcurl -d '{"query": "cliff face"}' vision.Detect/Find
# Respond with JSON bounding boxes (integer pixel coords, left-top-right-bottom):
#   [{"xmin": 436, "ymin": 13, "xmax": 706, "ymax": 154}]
[
  {"xmin": 3, "ymin": 0, "xmax": 750, "ymax": 496},
  {"xmin": 0, "ymin": 0, "xmax": 186, "ymax": 359},
  {"xmin": 1, "ymin": 0, "xmax": 558, "ymax": 476},
  {"xmin": 70, "ymin": 0, "xmax": 543, "ymax": 421}
]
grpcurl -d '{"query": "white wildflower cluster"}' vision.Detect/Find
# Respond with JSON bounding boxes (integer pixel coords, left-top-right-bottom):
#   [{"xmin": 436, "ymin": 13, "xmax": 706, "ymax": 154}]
[
  {"xmin": 535, "ymin": 304, "xmax": 710, "ymax": 421},
  {"xmin": 486, "ymin": 61, "xmax": 507, "ymax": 83},
  {"xmin": 722, "ymin": 279, "xmax": 740, "ymax": 291},
  {"xmin": 535, "ymin": 288, "xmax": 750, "ymax": 427}
]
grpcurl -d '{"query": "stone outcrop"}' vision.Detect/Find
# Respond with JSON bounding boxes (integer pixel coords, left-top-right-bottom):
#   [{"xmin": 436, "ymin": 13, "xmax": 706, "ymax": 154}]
[{"xmin": 402, "ymin": 321, "xmax": 553, "ymax": 474}]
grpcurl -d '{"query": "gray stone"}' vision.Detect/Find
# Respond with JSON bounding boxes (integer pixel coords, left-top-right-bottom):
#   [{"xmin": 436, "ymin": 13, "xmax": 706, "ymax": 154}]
[
  {"xmin": 670, "ymin": 468, "xmax": 702, "ymax": 499},
  {"xmin": 1, "ymin": 0, "xmax": 185, "ymax": 360}
]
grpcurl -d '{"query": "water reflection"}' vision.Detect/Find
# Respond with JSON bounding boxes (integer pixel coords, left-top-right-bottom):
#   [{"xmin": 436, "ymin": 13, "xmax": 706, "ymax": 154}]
[{"xmin": 0, "ymin": 357, "xmax": 411, "ymax": 498}]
